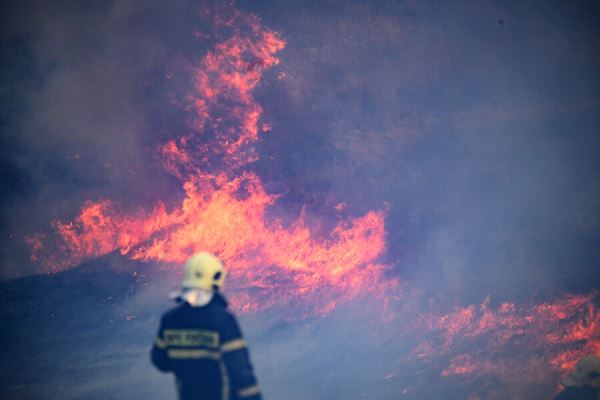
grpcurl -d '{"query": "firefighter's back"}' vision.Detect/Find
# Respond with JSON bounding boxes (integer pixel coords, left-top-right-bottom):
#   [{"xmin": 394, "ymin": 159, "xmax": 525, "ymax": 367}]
[
  {"xmin": 157, "ymin": 296, "xmax": 230, "ymax": 400},
  {"xmin": 151, "ymin": 253, "xmax": 261, "ymax": 400}
]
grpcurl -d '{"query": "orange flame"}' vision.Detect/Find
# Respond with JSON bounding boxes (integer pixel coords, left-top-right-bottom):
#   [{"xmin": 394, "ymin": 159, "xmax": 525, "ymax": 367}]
[
  {"xmin": 29, "ymin": 6, "xmax": 395, "ymax": 316},
  {"xmin": 415, "ymin": 293, "xmax": 600, "ymax": 380}
]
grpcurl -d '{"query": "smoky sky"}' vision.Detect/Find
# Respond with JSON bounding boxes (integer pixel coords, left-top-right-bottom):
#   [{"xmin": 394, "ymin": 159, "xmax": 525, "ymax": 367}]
[{"xmin": 2, "ymin": 0, "xmax": 600, "ymax": 305}]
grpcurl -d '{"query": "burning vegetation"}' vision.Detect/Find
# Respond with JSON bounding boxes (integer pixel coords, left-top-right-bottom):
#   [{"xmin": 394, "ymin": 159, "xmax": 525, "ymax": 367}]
[
  {"xmin": 415, "ymin": 293, "xmax": 600, "ymax": 377},
  {"xmin": 28, "ymin": 6, "xmax": 395, "ymax": 316}
]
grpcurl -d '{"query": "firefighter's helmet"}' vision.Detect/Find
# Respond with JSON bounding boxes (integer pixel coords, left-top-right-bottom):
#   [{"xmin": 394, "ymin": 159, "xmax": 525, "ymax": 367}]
[{"xmin": 182, "ymin": 252, "xmax": 227, "ymax": 291}]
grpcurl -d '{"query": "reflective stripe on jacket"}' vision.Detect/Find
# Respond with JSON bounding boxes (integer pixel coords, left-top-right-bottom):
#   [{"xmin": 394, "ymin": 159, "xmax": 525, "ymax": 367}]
[{"xmin": 151, "ymin": 293, "xmax": 261, "ymax": 400}]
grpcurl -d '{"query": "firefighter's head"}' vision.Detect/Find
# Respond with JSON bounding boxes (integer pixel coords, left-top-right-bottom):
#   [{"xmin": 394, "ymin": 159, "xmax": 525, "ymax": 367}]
[{"xmin": 182, "ymin": 252, "xmax": 227, "ymax": 292}]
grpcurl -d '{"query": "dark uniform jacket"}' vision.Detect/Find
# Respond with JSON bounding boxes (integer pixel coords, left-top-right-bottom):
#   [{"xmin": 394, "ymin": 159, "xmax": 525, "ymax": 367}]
[{"xmin": 151, "ymin": 293, "xmax": 261, "ymax": 400}]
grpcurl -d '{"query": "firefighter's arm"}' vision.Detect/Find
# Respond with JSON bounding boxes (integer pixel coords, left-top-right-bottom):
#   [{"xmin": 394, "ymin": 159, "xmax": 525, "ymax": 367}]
[
  {"xmin": 220, "ymin": 314, "xmax": 262, "ymax": 400},
  {"xmin": 150, "ymin": 318, "xmax": 172, "ymax": 372}
]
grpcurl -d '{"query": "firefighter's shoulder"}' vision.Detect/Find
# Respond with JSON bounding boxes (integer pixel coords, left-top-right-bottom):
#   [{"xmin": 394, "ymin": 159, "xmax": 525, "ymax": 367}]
[
  {"xmin": 160, "ymin": 303, "xmax": 188, "ymax": 325},
  {"xmin": 208, "ymin": 292, "xmax": 234, "ymax": 323}
]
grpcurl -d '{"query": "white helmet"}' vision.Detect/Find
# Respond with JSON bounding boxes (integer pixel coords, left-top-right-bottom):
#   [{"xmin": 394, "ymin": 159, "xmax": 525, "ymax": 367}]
[{"xmin": 182, "ymin": 252, "xmax": 227, "ymax": 291}]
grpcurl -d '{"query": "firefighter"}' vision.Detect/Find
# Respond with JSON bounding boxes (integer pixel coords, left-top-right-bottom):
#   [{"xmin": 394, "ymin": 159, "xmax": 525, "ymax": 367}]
[
  {"xmin": 554, "ymin": 354, "xmax": 600, "ymax": 400},
  {"xmin": 151, "ymin": 252, "xmax": 262, "ymax": 400}
]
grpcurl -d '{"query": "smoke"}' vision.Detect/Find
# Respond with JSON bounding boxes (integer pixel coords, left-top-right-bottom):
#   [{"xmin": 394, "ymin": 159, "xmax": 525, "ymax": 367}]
[
  {"xmin": 0, "ymin": 0, "xmax": 210, "ymax": 277},
  {"xmin": 3, "ymin": 0, "xmax": 599, "ymax": 290},
  {"xmin": 247, "ymin": 0, "xmax": 600, "ymax": 302},
  {"xmin": 2, "ymin": 0, "xmax": 600, "ymax": 398},
  {"xmin": 20, "ymin": 269, "xmax": 589, "ymax": 400}
]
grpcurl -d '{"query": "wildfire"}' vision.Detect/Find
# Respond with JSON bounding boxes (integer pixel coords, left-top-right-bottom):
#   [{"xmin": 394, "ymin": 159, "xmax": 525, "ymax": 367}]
[
  {"xmin": 29, "ymin": 6, "xmax": 395, "ymax": 316},
  {"xmin": 26, "ymin": 5, "xmax": 600, "ymax": 395},
  {"xmin": 414, "ymin": 293, "xmax": 600, "ymax": 380}
]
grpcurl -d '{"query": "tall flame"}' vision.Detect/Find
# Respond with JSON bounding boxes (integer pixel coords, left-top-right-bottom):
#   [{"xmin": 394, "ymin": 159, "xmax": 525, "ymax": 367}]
[{"xmin": 29, "ymin": 6, "xmax": 395, "ymax": 316}]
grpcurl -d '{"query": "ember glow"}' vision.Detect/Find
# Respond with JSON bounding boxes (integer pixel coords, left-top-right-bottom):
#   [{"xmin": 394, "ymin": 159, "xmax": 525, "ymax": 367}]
[{"xmin": 29, "ymin": 7, "xmax": 395, "ymax": 315}]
